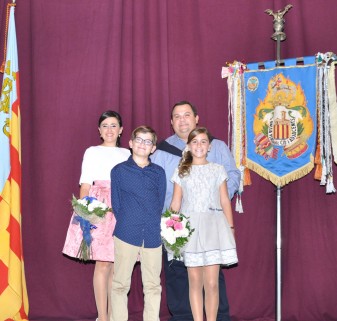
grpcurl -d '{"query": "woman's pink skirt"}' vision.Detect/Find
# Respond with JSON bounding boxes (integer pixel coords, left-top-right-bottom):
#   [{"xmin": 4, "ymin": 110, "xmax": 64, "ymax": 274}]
[{"xmin": 63, "ymin": 180, "xmax": 116, "ymax": 261}]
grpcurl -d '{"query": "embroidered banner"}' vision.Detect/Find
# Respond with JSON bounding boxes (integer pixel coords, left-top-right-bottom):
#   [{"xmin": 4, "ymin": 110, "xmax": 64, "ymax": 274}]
[{"xmin": 244, "ymin": 62, "xmax": 317, "ymax": 186}]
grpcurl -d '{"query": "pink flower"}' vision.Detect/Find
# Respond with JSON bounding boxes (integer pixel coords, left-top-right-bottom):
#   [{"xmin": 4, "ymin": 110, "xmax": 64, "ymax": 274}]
[
  {"xmin": 166, "ymin": 219, "xmax": 175, "ymax": 227},
  {"xmin": 174, "ymin": 221, "xmax": 183, "ymax": 230},
  {"xmin": 171, "ymin": 214, "xmax": 180, "ymax": 221}
]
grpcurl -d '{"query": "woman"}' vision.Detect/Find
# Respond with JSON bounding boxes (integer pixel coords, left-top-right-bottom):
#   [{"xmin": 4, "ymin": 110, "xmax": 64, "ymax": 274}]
[{"xmin": 63, "ymin": 110, "xmax": 130, "ymax": 321}]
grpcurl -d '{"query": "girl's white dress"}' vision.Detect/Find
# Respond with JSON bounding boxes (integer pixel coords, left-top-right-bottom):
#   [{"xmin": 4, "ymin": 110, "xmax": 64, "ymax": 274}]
[{"xmin": 171, "ymin": 162, "xmax": 238, "ymax": 267}]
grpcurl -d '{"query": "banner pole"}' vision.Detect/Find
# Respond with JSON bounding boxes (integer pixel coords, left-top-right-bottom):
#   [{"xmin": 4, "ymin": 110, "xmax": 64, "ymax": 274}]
[
  {"xmin": 276, "ymin": 185, "xmax": 282, "ymax": 321},
  {"xmin": 276, "ymin": 36, "xmax": 281, "ymax": 321},
  {"xmin": 265, "ymin": 5, "xmax": 293, "ymax": 321}
]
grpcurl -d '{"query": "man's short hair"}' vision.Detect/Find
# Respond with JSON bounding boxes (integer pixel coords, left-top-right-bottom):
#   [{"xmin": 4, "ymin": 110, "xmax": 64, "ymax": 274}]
[{"xmin": 171, "ymin": 101, "xmax": 198, "ymax": 119}]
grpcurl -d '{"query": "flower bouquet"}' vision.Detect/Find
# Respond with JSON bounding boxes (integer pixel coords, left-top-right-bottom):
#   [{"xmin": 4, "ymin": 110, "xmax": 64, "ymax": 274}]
[
  {"xmin": 160, "ymin": 209, "xmax": 194, "ymax": 260},
  {"xmin": 71, "ymin": 195, "xmax": 111, "ymax": 261}
]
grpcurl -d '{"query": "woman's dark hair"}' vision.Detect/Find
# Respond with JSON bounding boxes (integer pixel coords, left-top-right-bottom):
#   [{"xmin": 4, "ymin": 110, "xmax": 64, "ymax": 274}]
[
  {"xmin": 178, "ymin": 127, "xmax": 211, "ymax": 177},
  {"xmin": 98, "ymin": 110, "xmax": 123, "ymax": 147}
]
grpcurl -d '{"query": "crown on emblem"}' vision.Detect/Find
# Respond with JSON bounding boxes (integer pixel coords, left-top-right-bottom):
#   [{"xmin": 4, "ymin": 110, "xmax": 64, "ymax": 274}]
[
  {"xmin": 268, "ymin": 74, "xmax": 296, "ymax": 108},
  {"xmin": 271, "ymin": 91, "xmax": 295, "ymax": 108}
]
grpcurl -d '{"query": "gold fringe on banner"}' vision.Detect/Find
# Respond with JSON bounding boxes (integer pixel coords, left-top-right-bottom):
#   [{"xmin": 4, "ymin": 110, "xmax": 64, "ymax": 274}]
[{"xmin": 246, "ymin": 155, "xmax": 315, "ymax": 187}]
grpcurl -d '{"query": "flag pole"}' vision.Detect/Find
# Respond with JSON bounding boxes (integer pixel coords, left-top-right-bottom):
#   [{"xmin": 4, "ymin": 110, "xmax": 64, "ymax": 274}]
[{"xmin": 265, "ymin": 5, "xmax": 293, "ymax": 321}]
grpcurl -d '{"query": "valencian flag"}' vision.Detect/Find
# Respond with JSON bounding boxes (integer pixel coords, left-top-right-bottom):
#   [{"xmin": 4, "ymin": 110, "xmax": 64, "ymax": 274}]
[
  {"xmin": 0, "ymin": 4, "xmax": 29, "ymax": 320},
  {"xmin": 244, "ymin": 58, "xmax": 317, "ymax": 186}
]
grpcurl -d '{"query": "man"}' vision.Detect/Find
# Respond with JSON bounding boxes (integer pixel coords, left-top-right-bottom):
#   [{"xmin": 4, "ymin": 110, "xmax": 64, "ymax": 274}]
[{"xmin": 151, "ymin": 101, "xmax": 240, "ymax": 321}]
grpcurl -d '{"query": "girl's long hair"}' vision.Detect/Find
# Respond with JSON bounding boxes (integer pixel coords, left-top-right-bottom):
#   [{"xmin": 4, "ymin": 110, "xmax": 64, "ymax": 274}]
[{"xmin": 178, "ymin": 127, "xmax": 211, "ymax": 177}]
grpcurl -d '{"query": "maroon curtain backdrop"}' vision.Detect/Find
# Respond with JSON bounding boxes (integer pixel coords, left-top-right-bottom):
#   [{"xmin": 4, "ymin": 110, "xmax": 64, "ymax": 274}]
[{"xmin": 1, "ymin": 0, "xmax": 336, "ymax": 320}]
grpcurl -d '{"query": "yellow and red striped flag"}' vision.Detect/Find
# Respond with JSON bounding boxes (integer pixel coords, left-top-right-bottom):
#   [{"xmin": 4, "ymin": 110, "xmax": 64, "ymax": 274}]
[{"xmin": 0, "ymin": 3, "xmax": 29, "ymax": 320}]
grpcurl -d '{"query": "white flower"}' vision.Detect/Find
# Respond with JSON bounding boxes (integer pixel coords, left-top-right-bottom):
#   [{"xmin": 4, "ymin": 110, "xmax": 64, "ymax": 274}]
[
  {"xmin": 78, "ymin": 199, "xmax": 87, "ymax": 206},
  {"xmin": 161, "ymin": 218, "xmax": 167, "ymax": 230},
  {"xmin": 87, "ymin": 203, "xmax": 95, "ymax": 212},
  {"xmin": 174, "ymin": 227, "xmax": 189, "ymax": 238},
  {"xmin": 99, "ymin": 203, "xmax": 108, "ymax": 210},
  {"xmin": 90, "ymin": 200, "xmax": 101, "ymax": 209},
  {"xmin": 161, "ymin": 227, "xmax": 176, "ymax": 245},
  {"xmin": 85, "ymin": 199, "xmax": 108, "ymax": 212}
]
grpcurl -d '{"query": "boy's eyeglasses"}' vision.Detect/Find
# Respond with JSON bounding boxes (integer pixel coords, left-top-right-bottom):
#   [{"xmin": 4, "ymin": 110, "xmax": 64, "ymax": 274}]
[{"xmin": 133, "ymin": 137, "xmax": 153, "ymax": 146}]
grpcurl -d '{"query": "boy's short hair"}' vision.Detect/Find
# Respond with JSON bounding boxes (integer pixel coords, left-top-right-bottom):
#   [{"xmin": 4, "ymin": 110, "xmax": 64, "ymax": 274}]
[{"xmin": 131, "ymin": 125, "xmax": 158, "ymax": 145}]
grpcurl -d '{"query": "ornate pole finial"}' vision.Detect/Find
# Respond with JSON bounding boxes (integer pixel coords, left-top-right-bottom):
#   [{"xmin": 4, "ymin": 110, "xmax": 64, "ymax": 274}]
[
  {"xmin": 265, "ymin": 4, "xmax": 293, "ymax": 41},
  {"xmin": 265, "ymin": 4, "xmax": 293, "ymax": 66}
]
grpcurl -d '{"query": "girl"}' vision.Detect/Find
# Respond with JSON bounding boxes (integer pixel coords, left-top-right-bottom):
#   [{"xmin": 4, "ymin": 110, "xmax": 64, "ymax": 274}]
[{"xmin": 170, "ymin": 127, "xmax": 238, "ymax": 321}]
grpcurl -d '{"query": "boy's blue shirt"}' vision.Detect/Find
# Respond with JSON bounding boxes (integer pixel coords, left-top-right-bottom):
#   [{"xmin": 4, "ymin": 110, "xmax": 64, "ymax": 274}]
[{"xmin": 111, "ymin": 155, "xmax": 166, "ymax": 248}]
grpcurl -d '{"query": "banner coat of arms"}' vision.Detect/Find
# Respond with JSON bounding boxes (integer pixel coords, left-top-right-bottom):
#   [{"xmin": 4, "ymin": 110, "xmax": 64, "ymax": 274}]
[{"xmin": 244, "ymin": 64, "xmax": 316, "ymax": 186}]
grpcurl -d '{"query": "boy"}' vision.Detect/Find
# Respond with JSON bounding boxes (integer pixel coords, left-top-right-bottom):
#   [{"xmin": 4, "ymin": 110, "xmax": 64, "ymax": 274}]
[{"xmin": 110, "ymin": 125, "xmax": 166, "ymax": 321}]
